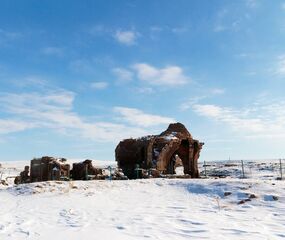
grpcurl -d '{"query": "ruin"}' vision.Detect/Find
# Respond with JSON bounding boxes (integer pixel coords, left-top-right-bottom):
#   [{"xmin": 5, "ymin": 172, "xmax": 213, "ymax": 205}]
[
  {"xmin": 14, "ymin": 157, "xmax": 127, "ymax": 184},
  {"xmin": 30, "ymin": 156, "xmax": 70, "ymax": 182},
  {"xmin": 115, "ymin": 123, "xmax": 204, "ymax": 179},
  {"xmin": 14, "ymin": 166, "xmax": 30, "ymax": 184},
  {"xmin": 14, "ymin": 156, "xmax": 70, "ymax": 184},
  {"xmin": 13, "ymin": 123, "xmax": 203, "ymax": 184},
  {"xmin": 71, "ymin": 159, "xmax": 103, "ymax": 180}
]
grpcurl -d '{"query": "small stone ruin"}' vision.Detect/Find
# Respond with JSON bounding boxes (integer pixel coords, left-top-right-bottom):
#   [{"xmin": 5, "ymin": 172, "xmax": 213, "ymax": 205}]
[
  {"xmin": 15, "ymin": 156, "xmax": 70, "ymax": 184},
  {"xmin": 71, "ymin": 159, "xmax": 103, "ymax": 180}
]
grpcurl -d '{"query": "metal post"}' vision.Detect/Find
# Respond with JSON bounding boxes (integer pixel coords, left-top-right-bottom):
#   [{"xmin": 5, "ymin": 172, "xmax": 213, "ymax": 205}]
[
  {"xmin": 135, "ymin": 164, "xmax": 139, "ymax": 179},
  {"xmin": 279, "ymin": 158, "xmax": 283, "ymax": 180},
  {"xmin": 108, "ymin": 166, "xmax": 112, "ymax": 181},
  {"xmin": 204, "ymin": 160, "xmax": 207, "ymax": 177},
  {"xmin": 241, "ymin": 160, "xmax": 245, "ymax": 178}
]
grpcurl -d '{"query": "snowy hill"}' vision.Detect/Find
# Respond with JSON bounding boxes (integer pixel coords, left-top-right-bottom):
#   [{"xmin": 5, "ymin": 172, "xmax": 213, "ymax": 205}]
[{"xmin": 0, "ymin": 161, "xmax": 284, "ymax": 240}]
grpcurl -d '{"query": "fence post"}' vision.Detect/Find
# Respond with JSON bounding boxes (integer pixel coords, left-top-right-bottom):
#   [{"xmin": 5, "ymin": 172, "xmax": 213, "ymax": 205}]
[
  {"xmin": 204, "ymin": 160, "xmax": 207, "ymax": 177},
  {"xmin": 241, "ymin": 160, "xmax": 245, "ymax": 178},
  {"xmin": 279, "ymin": 159, "xmax": 283, "ymax": 180},
  {"xmin": 135, "ymin": 164, "xmax": 139, "ymax": 179},
  {"xmin": 108, "ymin": 166, "xmax": 112, "ymax": 181}
]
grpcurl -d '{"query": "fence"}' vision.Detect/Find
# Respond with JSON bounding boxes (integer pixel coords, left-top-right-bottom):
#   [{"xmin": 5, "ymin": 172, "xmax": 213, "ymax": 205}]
[{"xmin": 200, "ymin": 159, "xmax": 285, "ymax": 180}]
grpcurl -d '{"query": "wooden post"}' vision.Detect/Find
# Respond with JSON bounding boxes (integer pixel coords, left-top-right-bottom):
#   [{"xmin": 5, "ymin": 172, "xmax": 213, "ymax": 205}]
[
  {"xmin": 204, "ymin": 160, "xmax": 207, "ymax": 177},
  {"xmin": 241, "ymin": 160, "xmax": 245, "ymax": 178},
  {"xmin": 108, "ymin": 166, "xmax": 112, "ymax": 180}
]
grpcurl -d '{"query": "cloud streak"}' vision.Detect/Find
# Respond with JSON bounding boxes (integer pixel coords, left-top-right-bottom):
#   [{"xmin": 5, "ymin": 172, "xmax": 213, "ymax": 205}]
[
  {"xmin": 276, "ymin": 55, "xmax": 285, "ymax": 75},
  {"xmin": 0, "ymin": 88, "xmax": 176, "ymax": 141},
  {"xmin": 132, "ymin": 63, "xmax": 189, "ymax": 86},
  {"xmin": 114, "ymin": 106, "xmax": 175, "ymax": 127},
  {"xmin": 191, "ymin": 100, "xmax": 285, "ymax": 139},
  {"xmin": 114, "ymin": 30, "xmax": 138, "ymax": 45},
  {"xmin": 90, "ymin": 81, "xmax": 109, "ymax": 89},
  {"xmin": 41, "ymin": 47, "xmax": 64, "ymax": 57},
  {"xmin": 112, "ymin": 68, "xmax": 134, "ymax": 83}
]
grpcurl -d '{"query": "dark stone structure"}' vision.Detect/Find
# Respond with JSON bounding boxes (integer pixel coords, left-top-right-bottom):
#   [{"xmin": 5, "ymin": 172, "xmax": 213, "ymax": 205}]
[
  {"xmin": 30, "ymin": 156, "xmax": 70, "ymax": 182},
  {"xmin": 14, "ymin": 166, "xmax": 30, "ymax": 184},
  {"xmin": 115, "ymin": 123, "xmax": 204, "ymax": 179},
  {"xmin": 71, "ymin": 159, "xmax": 103, "ymax": 180}
]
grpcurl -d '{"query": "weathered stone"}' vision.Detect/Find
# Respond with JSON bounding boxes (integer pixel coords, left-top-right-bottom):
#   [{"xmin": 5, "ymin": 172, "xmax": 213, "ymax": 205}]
[
  {"xmin": 238, "ymin": 198, "xmax": 251, "ymax": 204},
  {"xmin": 115, "ymin": 123, "xmax": 204, "ymax": 179},
  {"xmin": 224, "ymin": 191, "xmax": 232, "ymax": 196},
  {"xmin": 71, "ymin": 159, "xmax": 103, "ymax": 180},
  {"xmin": 0, "ymin": 180, "xmax": 8, "ymax": 186},
  {"xmin": 272, "ymin": 195, "xmax": 279, "ymax": 201},
  {"xmin": 15, "ymin": 156, "xmax": 70, "ymax": 184},
  {"xmin": 30, "ymin": 157, "xmax": 70, "ymax": 182},
  {"xmin": 249, "ymin": 193, "xmax": 257, "ymax": 199}
]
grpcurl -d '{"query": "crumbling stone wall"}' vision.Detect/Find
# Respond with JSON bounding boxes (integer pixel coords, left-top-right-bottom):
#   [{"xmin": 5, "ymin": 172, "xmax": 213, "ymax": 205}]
[
  {"xmin": 116, "ymin": 123, "xmax": 204, "ymax": 179},
  {"xmin": 30, "ymin": 156, "xmax": 70, "ymax": 182},
  {"xmin": 71, "ymin": 159, "xmax": 103, "ymax": 180}
]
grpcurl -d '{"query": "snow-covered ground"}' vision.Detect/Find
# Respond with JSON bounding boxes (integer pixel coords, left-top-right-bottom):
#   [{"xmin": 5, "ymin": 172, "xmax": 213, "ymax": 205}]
[{"xmin": 0, "ymin": 160, "xmax": 285, "ymax": 240}]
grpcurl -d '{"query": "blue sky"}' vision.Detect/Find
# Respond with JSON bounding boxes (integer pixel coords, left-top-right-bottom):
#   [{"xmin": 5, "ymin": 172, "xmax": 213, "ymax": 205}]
[{"xmin": 1, "ymin": 0, "xmax": 285, "ymax": 161}]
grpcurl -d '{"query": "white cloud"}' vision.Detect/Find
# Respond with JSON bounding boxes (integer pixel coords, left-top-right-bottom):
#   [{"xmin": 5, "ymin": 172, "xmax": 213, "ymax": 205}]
[
  {"xmin": 114, "ymin": 107, "xmax": 175, "ymax": 127},
  {"xmin": 132, "ymin": 63, "xmax": 189, "ymax": 86},
  {"xmin": 191, "ymin": 100, "xmax": 285, "ymax": 139},
  {"xmin": 90, "ymin": 81, "xmax": 109, "ymax": 90},
  {"xmin": 193, "ymin": 104, "xmax": 265, "ymax": 132},
  {"xmin": 0, "ymin": 29, "xmax": 21, "ymax": 39},
  {"xmin": 213, "ymin": 8, "xmax": 243, "ymax": 33},
  {"xmin": 136, "ymin": 87, "xmax": 154, "ymax": 94},
  {"xmin": 179, "ymin": 88, "xmax": 225, "ymax": 111},
  {"xmin": 88, "ymin": 26, "xmax": 139, "ymax": 46},
  {"xmin": 150, "ymin": 26, "xmax": 163, "ymax": 32},
  {"xmin": 0, "ymin": 29, "xmax": 22, "ymax": 45},
  {"xmin": 171, "ymin": 27, "xmax": 188, "ymax": 33},
  {"xmin": 210, "ymin": 88, "xmax": 225, "ymax": 95},
  {"xmin": 11, "ymin": 76, "xmax": 48, "ymax": 88},
  {"xmin": 213, "ymin": 25, "xmax": 227, "ymax": 32},
  {"xmin": 179, "ymin": 96, "xmax": 207, "ymax": 111},
  {"xmin": 41, "ymin": 47, "xmax": 63, "ymax": 57},
  {"xmin": 213, "ymin": 8, "xmax": 228, "ymax": 32},
  {"xmin": 276, "ymin": 55, "xmax": 285, "ymax": 75},
  {"xmin": 112, "ymin": 67, "xmax": 133, "ymax": 83},
  {"xmin": 114, "ymin": 30, "xmax": 138, "ymax": 45},
  {"xmin": 246, "ymin": 0, "xmax": 258, "ymax": 8},
  {"xmin": 0, "ymin": 119, "xmax": 34, "ymax": 134},
  {"xmin": 235, "ymin": 53, "xmax": 250, "ymax": 58},
  {"xmin": 0, "ymin": 90, "xmax": 149, "ymax": 142}
]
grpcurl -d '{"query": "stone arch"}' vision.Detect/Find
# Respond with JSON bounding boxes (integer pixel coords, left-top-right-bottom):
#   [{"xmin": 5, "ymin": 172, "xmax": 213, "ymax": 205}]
[{"xmin": 156, "ymin": 139, "xmax": 181, "ymax": 172}]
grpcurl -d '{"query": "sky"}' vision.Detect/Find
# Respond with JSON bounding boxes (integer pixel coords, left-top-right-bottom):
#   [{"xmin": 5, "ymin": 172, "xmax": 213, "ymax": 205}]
[{"xmin": 1, "ymin": 0, "xmax": 285, "ymax": 161}]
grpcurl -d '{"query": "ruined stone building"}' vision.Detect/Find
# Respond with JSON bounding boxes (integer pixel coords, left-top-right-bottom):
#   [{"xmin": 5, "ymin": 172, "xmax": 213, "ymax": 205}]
[
  {"xmin": 115, "ymin": 123, "xmax": 204, "ymax": 179},
  {"xmin": 71, "ymin": 159, "xmax": 103, "ymax": 180},
  {"xmin": 30, "ymin": 156, "xmax": 70, "ymax": 182}
]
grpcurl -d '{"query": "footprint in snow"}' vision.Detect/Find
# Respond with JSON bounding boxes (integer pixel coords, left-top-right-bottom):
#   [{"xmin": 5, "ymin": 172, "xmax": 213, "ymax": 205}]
[{"xmin": 58, "ymin": 209, "xmax": 87, "ymax": 228}]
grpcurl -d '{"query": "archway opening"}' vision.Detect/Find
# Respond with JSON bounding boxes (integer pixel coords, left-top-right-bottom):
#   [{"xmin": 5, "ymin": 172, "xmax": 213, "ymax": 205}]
[{"xmin": 166, "ymin": 139, "xmax": 190, "ymax": 174}]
